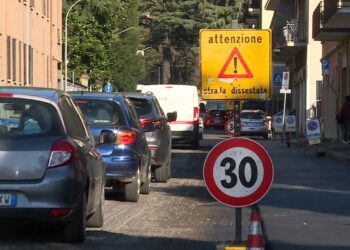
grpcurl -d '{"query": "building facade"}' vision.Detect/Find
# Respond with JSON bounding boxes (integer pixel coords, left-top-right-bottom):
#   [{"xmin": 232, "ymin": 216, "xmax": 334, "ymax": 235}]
[
  {"xmin": 0, "ymin": 0, "xmax": 62, "ymax": 89},
  {"xmin": 265, "ymin": 0, "xmax": 323, "ymax": 136},
  {"xmin": 313, "ymin": 0, "xmax": 350, "ymax": 141}
]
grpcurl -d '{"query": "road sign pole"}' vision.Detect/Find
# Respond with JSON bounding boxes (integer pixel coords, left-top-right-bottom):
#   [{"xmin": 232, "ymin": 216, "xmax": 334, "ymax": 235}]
[{"xmin": 234, "ymin": 207, "xmax": 243, "ymax": 244}]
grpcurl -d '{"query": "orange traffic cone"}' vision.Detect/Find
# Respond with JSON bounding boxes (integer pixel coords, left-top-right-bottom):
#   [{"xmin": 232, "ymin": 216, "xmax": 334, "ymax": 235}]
[{"xmin": 246, "ymin": 206, "xmax": 265, "ymax": 250}]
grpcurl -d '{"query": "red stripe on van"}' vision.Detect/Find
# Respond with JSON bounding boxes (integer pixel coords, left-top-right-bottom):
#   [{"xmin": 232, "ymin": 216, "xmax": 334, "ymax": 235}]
[
  {"xmin": 170, "ymin": 121, "xmax": 194, "ymax": 124},
  {"xmin": 170, "ymin": 121, "xmax": 199, "ymax": 125}
]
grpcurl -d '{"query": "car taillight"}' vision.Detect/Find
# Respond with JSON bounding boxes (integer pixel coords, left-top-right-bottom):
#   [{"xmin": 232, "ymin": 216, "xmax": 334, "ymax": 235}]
[
  {"xmin": 140, "ymin": 118, "xmax": 161, "ymax": 129},
  {"xmin": 51, "ymin": 208, "xmax": 72, "ymax": 218},
  {"xmin": 48, "ymin": 140, "xmax": 77, "ymax": 168},
  {"xmin": 194, "ymin": 107, "xmax": 199, "ymax": 121},
  {"xmin": 116, "ymin": 130, "xmax": 137, "ymax": 145},
  {"xmin": 0, "ymin": 93, "xmax": 13, "ymax": 98}
]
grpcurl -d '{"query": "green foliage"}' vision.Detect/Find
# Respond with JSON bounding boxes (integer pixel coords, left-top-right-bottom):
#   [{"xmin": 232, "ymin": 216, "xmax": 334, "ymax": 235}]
[
  {"xmin": 139, "ymin": 0, "xmax": 246, "ymax": 86},
  {"xmin": 64, "ymin": 0, "xmax": 145, "ymax": 91},
  {"xmin": 63, "ymin": 0, "xmax": 246, "ymax": 89}
]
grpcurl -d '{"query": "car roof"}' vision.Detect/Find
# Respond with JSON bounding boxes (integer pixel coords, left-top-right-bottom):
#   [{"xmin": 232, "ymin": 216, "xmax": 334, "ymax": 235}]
[
  {"xmin": 123, "ymin": 91, "xmax": 157, "ymax": 100},
  {"xmin": 0, "ymin": 87, "xmax": 62, "ymax": 103},
  {"xmin": 69, "ymin": 91, "xmax": 127, "ymax": 101}
]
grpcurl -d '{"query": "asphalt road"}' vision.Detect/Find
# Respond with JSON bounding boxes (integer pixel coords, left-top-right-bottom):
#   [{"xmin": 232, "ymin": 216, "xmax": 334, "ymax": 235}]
[{"xmin": 1, "ymin": 128, "xmax": 350, "ymax": 249}]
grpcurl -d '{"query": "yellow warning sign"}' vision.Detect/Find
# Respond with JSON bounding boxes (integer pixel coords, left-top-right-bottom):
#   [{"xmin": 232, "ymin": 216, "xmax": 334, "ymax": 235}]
[{"xmin": 200, "ymin": 29, "xmax": 272, "ymax": 100}]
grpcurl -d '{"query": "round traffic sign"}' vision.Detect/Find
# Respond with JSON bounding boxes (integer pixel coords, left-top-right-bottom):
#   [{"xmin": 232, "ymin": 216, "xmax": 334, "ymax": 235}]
[
  {"xmin": 203, "ymin": 137, "xmax": 274, "ymax": 207},
  {"xmin": 307, "ymin": 120, "xmax": 318, "ymax": 131},
  {"xmin": 104, "ymin": 84, "xmax": 113, "ymax": 93},
  {"xmin": 225, "ymin": 118, "xmax": 235, "ymax": 136}
]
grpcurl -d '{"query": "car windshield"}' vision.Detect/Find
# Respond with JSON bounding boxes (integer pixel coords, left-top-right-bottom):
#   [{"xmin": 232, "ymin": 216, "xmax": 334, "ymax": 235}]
[
  {"xmin": 241, "ymin": 112, "xmax": 265, "ymax": 119},
  {"xmin": 0, "ymin": 98, "xmax": 61, "ymax": 139},
  {"xmin": 76, "ymin": 99, "xmax": 126, "ymax": 126}
]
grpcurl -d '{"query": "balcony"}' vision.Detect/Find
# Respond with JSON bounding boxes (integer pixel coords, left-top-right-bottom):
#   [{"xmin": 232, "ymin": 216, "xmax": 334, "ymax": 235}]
[
  {"xmin": 313, "ymin": 1, "xmax": 350, "ymax": 41},
  {"xmin": 324, "ymin": 0, "xmax": 350, "ymax": 28}
]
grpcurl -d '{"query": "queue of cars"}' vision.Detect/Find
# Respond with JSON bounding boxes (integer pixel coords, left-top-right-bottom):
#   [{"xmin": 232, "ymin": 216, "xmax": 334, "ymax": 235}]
[{"xmin": 0, "ymin": 86, "xmax": 181, "ymax": 243}]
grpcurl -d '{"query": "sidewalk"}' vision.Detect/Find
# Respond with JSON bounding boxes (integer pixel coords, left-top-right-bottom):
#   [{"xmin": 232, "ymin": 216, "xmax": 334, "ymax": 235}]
[{"xmin": 296, "ymin": 137, "xmax": 350, "ymax": 164}]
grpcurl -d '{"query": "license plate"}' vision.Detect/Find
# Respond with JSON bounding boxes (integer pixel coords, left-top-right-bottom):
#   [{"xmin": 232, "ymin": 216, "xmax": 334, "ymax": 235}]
[{"xmin": 0, "ymin": 193, "xmax": 17, "ymax": 207}]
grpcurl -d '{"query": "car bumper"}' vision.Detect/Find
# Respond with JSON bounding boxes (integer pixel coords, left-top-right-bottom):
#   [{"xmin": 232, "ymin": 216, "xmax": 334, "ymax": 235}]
[
  {"xmin": 103, "ymin": 155, "xmax": 140, "ymax": 183},
  {"xmin": 0, "ymin": 166, "xmax": 84, "ymax": 222}
]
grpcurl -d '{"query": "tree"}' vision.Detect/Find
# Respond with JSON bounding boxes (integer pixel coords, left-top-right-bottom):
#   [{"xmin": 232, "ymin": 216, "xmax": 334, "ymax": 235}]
[
  {"xmin": 64, "ymin": 0, "xmax": 145, "ymax": 91},
  {"xmin": 139, "ymin": 0, "xmax": 246, "ymax": 86}
]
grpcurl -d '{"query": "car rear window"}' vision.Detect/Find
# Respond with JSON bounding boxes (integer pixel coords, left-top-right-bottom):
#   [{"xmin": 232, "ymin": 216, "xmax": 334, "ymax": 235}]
[
  {"xmin": 241, "ymin": 112, "xmax": 265, "ymax": 119},
  {"xmin": 210, "ymin": 110, "xmax": 226, "ymax": 115},
  {"xmin": 0, "ymin": 98, "xmax": 61, "ymax": 139},
  {"xmin": 76, "ymin": 99, "xmax": 126, "ymax": 126},
  {"xmin": 130, "ymin": 98, "xmax": 154, "ymax": 117}
]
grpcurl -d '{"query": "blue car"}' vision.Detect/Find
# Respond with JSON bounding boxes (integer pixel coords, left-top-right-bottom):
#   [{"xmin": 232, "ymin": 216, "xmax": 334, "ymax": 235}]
[{"xmin": 70, "ymin": 92, "xmax": 151, "ymax": 202}]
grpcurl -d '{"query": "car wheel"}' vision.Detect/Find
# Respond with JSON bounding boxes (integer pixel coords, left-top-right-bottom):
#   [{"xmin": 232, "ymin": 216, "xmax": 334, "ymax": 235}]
[
  {"xmin": 154, "ymin": 162, "xmax": 168, "ymax": 183},
  {"xmin": 87, "ymin": 186, "xmax": 104, "ymax": 228},
  {"xmin": 124, "ymin": 168, "xmax": 140, "ymax": 202},
  {"xmin": 63, "ymin": 191, "xmax": 87, "ymax": 243},
  {"xmin": 140, "ymin": 164, "xmax": 151, "ymax": 195}
]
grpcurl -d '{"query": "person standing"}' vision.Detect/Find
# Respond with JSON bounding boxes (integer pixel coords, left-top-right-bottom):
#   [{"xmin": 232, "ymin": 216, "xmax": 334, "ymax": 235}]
[{"xmin": 339, "ymin": 96, "xmax": 350, "ymax": 143}]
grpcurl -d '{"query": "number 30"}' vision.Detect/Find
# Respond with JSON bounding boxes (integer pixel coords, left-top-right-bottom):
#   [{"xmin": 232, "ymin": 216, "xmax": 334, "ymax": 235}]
[{"xmin": 220, "ymin": 157, "xmax": 258, "ymax": 189}]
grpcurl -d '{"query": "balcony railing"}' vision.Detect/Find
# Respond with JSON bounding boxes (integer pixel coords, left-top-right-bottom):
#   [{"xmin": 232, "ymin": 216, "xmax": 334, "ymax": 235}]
[{"xmin": 283, "ymin": 21, "xmax": 297, "ymax": 43}]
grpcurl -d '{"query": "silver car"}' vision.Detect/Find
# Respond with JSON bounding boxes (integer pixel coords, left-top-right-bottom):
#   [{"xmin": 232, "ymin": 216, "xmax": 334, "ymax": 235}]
[
  {"xmin": 240, "ymin": 109, "xmax": 269, "ymax": 139},
  {"xmin": 0, "ymin": 87, "xmax": 106, "ymax": 243}
]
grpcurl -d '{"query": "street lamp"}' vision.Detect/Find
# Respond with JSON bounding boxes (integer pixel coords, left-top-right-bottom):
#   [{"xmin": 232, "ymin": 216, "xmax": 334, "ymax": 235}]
[{"xmin": 64, "ymin": 0, "xmax": 83, "ymax": 90}]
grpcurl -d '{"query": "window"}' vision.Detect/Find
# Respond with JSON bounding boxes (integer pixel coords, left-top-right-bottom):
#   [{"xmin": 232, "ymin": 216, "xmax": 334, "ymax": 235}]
[
  {"xmin": 0, "ymin": 99, "xmax": 61, "ymax": 139},
  {"xmin": 6, "ymin": 36, "xmax": 11, "ymax": 80},
  {"xmin": 19, "ymin": 41, "xmax": 22, "ymax": 83},
  {"xmin": 12, "ymin": 38, "xmax": 16, "ymax": 82},
  {"xmin": 76, "ymin": 99, "xmax": 126, "ymax": 126},
  {"xmin": 29, "ymin": 45, "xmax": 33, "ymax": 85},
  {"xmin": 59, "ymin": 96, "xmax": 89, "ymax": 141},
  {"xmin": 23, "ymin": 43, "xmax": 27, "ymax": 84}
]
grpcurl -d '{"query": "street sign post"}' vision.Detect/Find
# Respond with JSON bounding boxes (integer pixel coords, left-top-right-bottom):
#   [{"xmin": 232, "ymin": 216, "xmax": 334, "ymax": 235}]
[
  {"xmin": 203, "ymin": 137, "xmax": 274, "ymax": 245},
  {"xmin": 203, "ymin": 137, "xmax": 274, "ymax": 207},
  {"xmin": 200, "ymin": 29, "xmax": 272, "ymax": 100}
]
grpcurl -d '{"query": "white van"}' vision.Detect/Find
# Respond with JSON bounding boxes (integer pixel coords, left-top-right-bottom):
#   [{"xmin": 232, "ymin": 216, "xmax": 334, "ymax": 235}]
[{"xmin": 141, "ymin": 84, "xmax": 201, "ymax": 148}]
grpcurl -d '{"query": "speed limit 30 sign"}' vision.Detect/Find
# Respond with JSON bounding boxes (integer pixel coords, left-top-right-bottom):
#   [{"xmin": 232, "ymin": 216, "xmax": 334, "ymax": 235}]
[{"xmin": 203, "ymin": 137, "xmax": 274, "ymax": 207}]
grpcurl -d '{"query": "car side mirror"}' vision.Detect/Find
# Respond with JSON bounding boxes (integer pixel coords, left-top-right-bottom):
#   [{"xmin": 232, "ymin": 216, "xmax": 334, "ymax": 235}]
[
  {"xmin": 99, "ymin": 130, "xmax": 116, "ymax": 144},
  {"xmin": 167, "ymin": 112, "xmax": 177, "ymax": 122}
]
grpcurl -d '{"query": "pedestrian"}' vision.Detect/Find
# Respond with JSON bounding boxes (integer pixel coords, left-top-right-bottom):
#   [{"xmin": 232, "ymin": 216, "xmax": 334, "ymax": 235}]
[
  {"xmin": 338, "ymin": 96, "xmax": 350, "ymax": 143},
  {"xmin": 309, "ymin": 104, "xmax": 316, "ymax": 120}
]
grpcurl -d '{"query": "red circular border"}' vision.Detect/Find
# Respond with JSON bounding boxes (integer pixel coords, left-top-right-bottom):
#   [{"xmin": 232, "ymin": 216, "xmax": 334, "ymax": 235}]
[
  {"xmin": 224, "ymin": 119, "xmax": 235, "ymax": 136},
  {"xmin": 203, "ymin": 137, "xmax": 274, "ymax": 207}
]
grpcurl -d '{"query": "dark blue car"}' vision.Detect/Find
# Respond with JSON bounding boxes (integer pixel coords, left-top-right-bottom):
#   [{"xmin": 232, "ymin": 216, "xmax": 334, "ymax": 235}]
[{"xmin": 70, "ymin": 92, "xmax": 151, "ymax": 202}]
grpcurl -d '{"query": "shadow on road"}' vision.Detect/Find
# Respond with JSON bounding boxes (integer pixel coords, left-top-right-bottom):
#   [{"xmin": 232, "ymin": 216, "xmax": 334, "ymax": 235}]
[{"xmin": 0, "ymin": 221, "xmax": 218, "ymax": 250}]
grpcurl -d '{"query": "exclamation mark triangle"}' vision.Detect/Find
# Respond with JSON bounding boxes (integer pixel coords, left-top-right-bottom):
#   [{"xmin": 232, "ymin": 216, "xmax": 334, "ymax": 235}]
[{"xmin": 218, "ymin": 47, "xmax": 253, "ymax": 79}]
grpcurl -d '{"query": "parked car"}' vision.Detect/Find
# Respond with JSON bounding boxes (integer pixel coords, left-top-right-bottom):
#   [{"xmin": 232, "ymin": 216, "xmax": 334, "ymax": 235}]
[
  {"xmin": 125, "ymin": 92, "xmax": 173, "ymax": 182},
  {"xmin": 0, "ymin": 87, "xmax": 106, "ymax": 243},
  {"xmin": 240, "ymin": 109, "xmax": 269, "ymax": 139},
  {"xmin": 70, "ymin": 92, "xmax": 151, "ymax": 202},
  {"xmin": 141, "ymin": 84, "xmax": 201, "ymax": 149},
  {"xmin": 205, "ymin": 109, "xmax": 228, "ymax": 128}
]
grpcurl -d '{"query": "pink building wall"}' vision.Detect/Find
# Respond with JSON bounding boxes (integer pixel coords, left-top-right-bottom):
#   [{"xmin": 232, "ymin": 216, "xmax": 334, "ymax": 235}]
[{"xmin": 0, "ymin": 0, "xmax": 62, "ymax": 89}]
